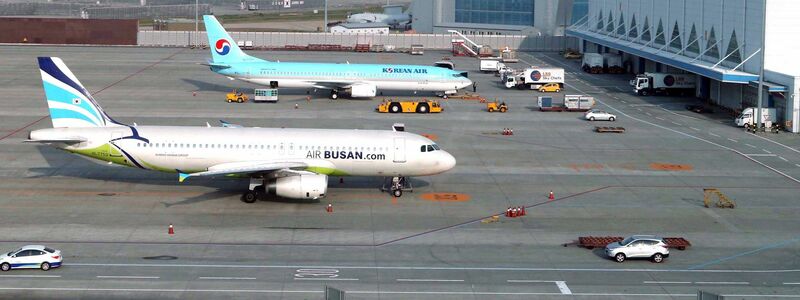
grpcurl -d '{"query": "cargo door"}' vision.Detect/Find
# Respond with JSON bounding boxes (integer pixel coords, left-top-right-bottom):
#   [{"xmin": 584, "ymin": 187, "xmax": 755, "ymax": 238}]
[{"xmin": 393, "ymin": 138, "xmax": 406, "ymax": 163}]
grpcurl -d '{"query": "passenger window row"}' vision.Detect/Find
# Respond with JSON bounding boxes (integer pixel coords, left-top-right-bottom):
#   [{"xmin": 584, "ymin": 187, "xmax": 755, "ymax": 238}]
[{"xmin": 135, "ymin": 143, "xmax": 388, "ymax": 152}]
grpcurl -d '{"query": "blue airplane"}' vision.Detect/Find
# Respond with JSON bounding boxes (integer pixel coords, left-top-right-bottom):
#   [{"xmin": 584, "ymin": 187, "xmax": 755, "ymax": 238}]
[{"xmin": 203, "ymin": 15, "xmax": 472, "ymax": 99}]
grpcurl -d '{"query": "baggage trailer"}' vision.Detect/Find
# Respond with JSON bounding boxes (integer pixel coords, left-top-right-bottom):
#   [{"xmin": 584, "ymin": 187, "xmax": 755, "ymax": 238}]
[{"xmin": 537, "ymin": 95, "xmax": 595, "ymax": 112}]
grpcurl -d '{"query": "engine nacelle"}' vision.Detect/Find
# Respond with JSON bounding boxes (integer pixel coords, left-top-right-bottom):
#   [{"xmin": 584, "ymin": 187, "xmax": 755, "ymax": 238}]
[
  {"xmin": 268, "ymin": 174, "xmax": 328, "ymax": 199},
  {"xmin": 349, "ymin": 84, "xmax": 377, "ymax": 98}
]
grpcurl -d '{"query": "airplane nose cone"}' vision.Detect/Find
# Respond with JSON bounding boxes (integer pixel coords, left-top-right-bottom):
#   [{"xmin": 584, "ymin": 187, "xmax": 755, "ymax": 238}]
[{"xmin": 440, "ymin": 151, "xmax": 456, "ymax": 172}]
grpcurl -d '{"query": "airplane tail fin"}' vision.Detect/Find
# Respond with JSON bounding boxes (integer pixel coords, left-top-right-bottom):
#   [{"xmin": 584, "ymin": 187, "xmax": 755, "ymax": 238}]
[
  {"xmin": 37, "ymin": 57, "xmax": 123, "ymax": 128},
  {"xmin": 203, "ymin": 15, "xmax": 266, "ymax": 64}
]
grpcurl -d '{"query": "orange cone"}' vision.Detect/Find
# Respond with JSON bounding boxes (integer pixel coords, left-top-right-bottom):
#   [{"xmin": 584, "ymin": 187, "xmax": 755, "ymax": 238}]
[
  {"xmin": 549, "ymin": 190, "xmax": 555, "ymax": 200},
  {"xmin": 295, "ymin": 103, "xmax": 299, "ymax": 109},
  {"xmin": 168, "ymin": 224, "xmax": 174, "ymax": 235},
  {"xmin": 326, "ymin": 203, "xmax": 333, "ymax": 213},
  {"xmin": 192, "ymin": 91, "xmax": 196, "ymax": 97},
  {"xmin": 506, "ymin": 207, "xmax": 511, "ymax": 217},
  {"xmin": 509, "ymin": 128, "xmax": 514, "ymax": 135}
]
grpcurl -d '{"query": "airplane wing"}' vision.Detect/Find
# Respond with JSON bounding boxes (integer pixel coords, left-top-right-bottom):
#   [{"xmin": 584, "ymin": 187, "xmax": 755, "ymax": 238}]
[
  {"xmin": 179, "ymin": 161, "xmax": 309, "ymax": 182},
  {"xmin": 219, "ymin": 120, "xmax": 243, "ymax": 128},
  {"xmin": 24, "ymin": 137, "xmax": 87, "ymax": 144},
  {"xmin": 308, "ymin": 81, "xmax": 366, "ymax": 89}
]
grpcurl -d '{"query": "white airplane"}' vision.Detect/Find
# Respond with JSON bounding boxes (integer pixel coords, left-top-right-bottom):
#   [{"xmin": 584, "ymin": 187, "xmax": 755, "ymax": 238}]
[
  {"xmin": 346, "ymin": 5, "xmax": 411, "ymax": 28},
  {"xmin": 204, "ymin": 15, "xmax": 471, "ymax": 99},
  {"xmin": 27, "ymin": 57, "xmax": 457, "ymax": 202}
]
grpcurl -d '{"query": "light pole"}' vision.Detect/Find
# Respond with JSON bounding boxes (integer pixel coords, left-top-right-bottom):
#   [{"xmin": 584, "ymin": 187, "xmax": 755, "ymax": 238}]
[
  {"xmin": 755, "ymin": 0, "xmax": 766, "ymax": 131},
  {"xmin": 195, "ymin": 0, "xmax": 198, "ymax": 48},
  {"xmin": 324, "ymin": 0, "xmax": 328, "ymax": 32}
]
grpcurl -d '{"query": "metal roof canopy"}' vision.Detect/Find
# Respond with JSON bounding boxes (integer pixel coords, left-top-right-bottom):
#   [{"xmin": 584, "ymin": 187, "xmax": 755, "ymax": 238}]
[
  {"xmin": 749, "ymin": 80, "xmax": 787, "ymax": 93},
  {"xmin": 567, "ymin": 28, "xmax": 759, "ymax": 84}
]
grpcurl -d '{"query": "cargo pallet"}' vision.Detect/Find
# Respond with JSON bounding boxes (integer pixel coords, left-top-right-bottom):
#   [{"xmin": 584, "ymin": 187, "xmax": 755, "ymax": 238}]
[
  {"xmin": 567, "ymin": 236, "xmax": 692, "ymax": 250},
  {"xmin": 354, "ymin": 44, "xmax": 370, "ymax": 52},
  {"xmin": 595, "ymin": 126, "xmax": 625, "ymax": 133},
  {"xmin": 540, "ymin": 107, "xmax": 592, "ymax": 112},
  {"xmin": 448, "ymin": 93, "xmax": 486, "ymax": 101}
]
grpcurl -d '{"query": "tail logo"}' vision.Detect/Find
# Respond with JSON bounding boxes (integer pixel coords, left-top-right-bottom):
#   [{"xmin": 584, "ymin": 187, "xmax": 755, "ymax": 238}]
[{"xmin": 215, "ymin": 39, "xmax": 231, "ymax": 55}]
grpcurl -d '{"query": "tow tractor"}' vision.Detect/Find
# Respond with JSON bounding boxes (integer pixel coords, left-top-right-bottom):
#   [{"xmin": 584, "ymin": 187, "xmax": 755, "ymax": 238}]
[
  {"xmin": 376, "ymin": 99, "xmax": 443, "ymax": 113},
  {"xmin": 226, "ymin": 89, "xmax": 248, "ymax": 103},
  {"xmin": 486, "ymin": 101, "xmax": 508, "ymax": 113}
]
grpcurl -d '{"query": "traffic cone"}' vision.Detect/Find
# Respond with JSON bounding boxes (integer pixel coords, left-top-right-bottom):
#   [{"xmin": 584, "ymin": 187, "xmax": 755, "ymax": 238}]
[
  {"xmin": 192, "ymin": 91, "xmax": 196, "ymax": 97},
  {"xmin": 326, "ymin": 203, "xmax": 333, "ymax": 213},
  {"xmin": 521, "ymin": 206, "xmax": 526, "ymax": 216},
  {"xmin": 512, "ymin": 207, "xmax": 518, "ymax": 218},
  {"xmin": 509, "ymin": 128, "xmax": 514, "ymax": 135},
  {"xmin": 168, "ymin": 223, "xmax": 174, "ymax": 235},
  {"xmin": 506, "ymin": 207, "xmax": 511, "ymax": 217},
  {"xmin": 295, "ymin": 103, "xmax": 299, "ymax": 109},
  {"xmin": 549, "ymin": 190, "xmax": 555, "ymax": 200}
]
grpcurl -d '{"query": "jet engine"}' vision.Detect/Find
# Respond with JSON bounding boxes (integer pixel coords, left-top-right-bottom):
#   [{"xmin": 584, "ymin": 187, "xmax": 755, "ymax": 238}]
[
  {"xmin": 349, "ymin": 83, "xmax": 377, "ymax": 98},
  {"xmin": 267, "ymin": 174, "xmax": 328, "ymax": 199}
]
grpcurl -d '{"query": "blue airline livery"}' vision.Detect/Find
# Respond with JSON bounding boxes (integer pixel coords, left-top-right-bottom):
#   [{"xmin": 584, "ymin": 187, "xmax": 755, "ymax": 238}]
[{"xmin": 203, "ymin": 15, "xmax": 472, "ymax": 99}]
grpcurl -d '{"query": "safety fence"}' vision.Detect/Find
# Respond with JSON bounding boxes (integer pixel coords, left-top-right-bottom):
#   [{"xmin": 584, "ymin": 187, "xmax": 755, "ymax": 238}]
[{"xmin": 138, "ymin": 30, "xmax": 578, "ymax": 51}]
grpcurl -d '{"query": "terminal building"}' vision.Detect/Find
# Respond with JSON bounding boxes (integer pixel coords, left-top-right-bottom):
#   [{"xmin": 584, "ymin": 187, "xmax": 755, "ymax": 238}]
[
  {"xmin": 567, "ymin": 0, "xmax": 800, "ymax": 133},
  {"xmin": 410, "ymin": 0, "xmax": 579, "ymax": 36}
]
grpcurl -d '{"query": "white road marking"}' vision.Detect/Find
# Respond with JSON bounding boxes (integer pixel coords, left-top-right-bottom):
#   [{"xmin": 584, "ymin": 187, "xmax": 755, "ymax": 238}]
[
  {"xmin": 198, "ymin": 277, "xmax": 257, "ymax": 280},
  {"xmin": 744, "ymin": 154, "xmax": 777, "ymax": 157},
  {"xmin": 784, "ymin": 282, "xmax": 800, "ymax": 285},
  {"xmin": 709, "ymin": 132, "xmax": 720, "ymax": 137},
  {"xmin": 671, "ymin": 122, "xmax": 683, "ymax": 126},
  {"xmin": 655, "ymin": 117, "xmax": 665, "ymax": 121},
  {"xmin": 96, "ymin": 276, "xmax": 159, "ymax": 279},
  {"xmin": 0, "ymin": 275, "xmax": 61, "ymax": 278},
  {"xmin": 747, "ymin": 132, "xmax": 800, "ymax": 154},
  {"xmin": 796, "ymin": 164, "xmax": 800, "ymax": 168},
  {"xmin": 694, "ymin": 281, "xmax": 749, "ymax": 285},
  {"xmin": 727, "ymin": 138, "xmax": 738, "ymax": 143},
  {"xmin": 397, "ymin": 279, "xmax": 463, "ymax": 282},
  {"xmin": 555, "ymin": 281, "xmax": 572, "ymax": 295},
  {"xmin": 644, "ymin": 281, "xmax": 691, "ymax": 284},
  {"xmin": 690, "ymin": 127, "xmax": 701, "ymax": 131},
  {"xmin": 746, "ymin": 144, "xmax": 757, "ymax": 148},
  {"xmin": 763, "ymin": 149, "xmax": 773, "ymax": 154},
  {"xmin": 66, "ymin": 262, "xmax": 800, "ymax": 273},
  {"xmin": 293, "ymin": 277, "xmax": 358, "ymax": 281},
  {"xmin": 645, "ymin": 112, "xmax": 652, "ymax": 116},
  {"xmin": 779, "ymin": 156, "xmax": 789, "ymax": 162},
  {"xmin": 636, "ymin": 108, "xmax": 642, "ymax": 111}
]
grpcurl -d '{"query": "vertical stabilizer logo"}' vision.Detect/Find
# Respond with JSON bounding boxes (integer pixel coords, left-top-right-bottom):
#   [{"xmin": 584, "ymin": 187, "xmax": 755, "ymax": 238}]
[{"xmin": 215, "ymin": 39, "xmax": 231, "ymax": 55}]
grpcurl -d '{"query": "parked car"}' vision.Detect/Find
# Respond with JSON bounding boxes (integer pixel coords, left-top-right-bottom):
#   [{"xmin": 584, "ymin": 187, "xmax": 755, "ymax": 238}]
[
  {"xmin": 584, "ymin": 109, "xmax": 617, "ymax": 121},
  {"xmin": 685, "ymin": 105, "xmax": 714, "ymax": 114},
  {"xmin": 605, "ymin": 235, "xmax": 669, "ymax": 263},
  {"xmin": 538, "ymin": 82, "xmax": 562, "ymax": 93},
  {"xmin": 0, "ymin": 245, "xmax": 62, "ymax": 271}
]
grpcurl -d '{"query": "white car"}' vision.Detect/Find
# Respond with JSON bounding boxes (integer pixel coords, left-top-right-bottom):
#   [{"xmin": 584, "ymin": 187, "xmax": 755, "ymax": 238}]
[
  {"xmin": 584, "ymin": 109, "xmax": 616, "ymax": 121},
  {"xmin": 605, "ymin": 235, "xmax": 669, "ymax": 263},
  {"xmin": 0, "ymin": 245, "xmax": 62, "ymax": 271}
]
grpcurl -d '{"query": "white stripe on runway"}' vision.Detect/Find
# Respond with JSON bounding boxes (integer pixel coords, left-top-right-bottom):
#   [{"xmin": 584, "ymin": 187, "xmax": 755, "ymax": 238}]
[
  {"xmin": 294, "ymin": 277, "xmax": 358, "ymax": 281},
  {"xmin": 709, "ymin": 132, "xmax": 720, "ymax": 137},
  {"xmin": 198, "ymin": 277, "xmax": 256, "ymax": 280},
  {"xmin": 727, "ymin": 138, "xmax": 738, "ymax": 143},
  {"xmin": 746, "ymin": 143, "xmax": 757, "ymax": 148},
  {"xmin": 556, "ymin": 281, "xmax": 572, "ymax": 295},
  {"xmin": 763, "ymin": 149, "xmax": 773, "ymax": 154},
  {"xmin": 0, "ymin": 275, "xmax": 61, "ymax": 278},
  {"xmin": 644, "ymin": 281, "xmax": 691, "ymax": 284},
  {"xmin": 655, "ymin": 117, "xmax": 665, "ymax": 121},
  {"xmin": 779, "ymin": 156, "xmax": 789, "ymax": 162},
  {"xmin": 397, "ymin": 279, "xmax": 464, "ymax": 282},
  {"xmin": 694, "ymin": 281, "xmax": 749, "ymax": 285},
  {"xmin": 96, "ymin": 276, "xmax": 159, "ymax": 279},
  {"xmin": 744, "ymin": 154, "xmax": 777, "ymax": 157},
  {"xmin": 784, "ymin": 282, "xmax": 800, "ymax": 285},
  {"xmin": 671, "ymin": 122, "xmax": 682, "ymax": 126},
  {"xmin": 690, "ymin": 127, "xmax": 700, "ymax": 131}
]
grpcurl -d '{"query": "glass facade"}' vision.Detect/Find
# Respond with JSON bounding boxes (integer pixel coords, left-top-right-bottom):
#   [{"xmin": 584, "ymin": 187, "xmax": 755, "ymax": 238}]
[
  {"xmin": 571, "ymin": 0, "xmax": 588, "ymax": 24},
  {"xmin": 454, "ymin": 0, "xmax": 535, "ymax": 26}
]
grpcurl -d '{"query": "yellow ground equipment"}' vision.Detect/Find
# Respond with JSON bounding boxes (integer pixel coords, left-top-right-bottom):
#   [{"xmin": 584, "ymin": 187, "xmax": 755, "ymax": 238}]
[
  {"xmin": 376, "ymin": 100, "xmax": 443, "ymax": 113},
  {"xmin": 226, "ymin": 89, "xmax": 248, "ymax": 103},
  {"xmin": 563, "ymin": 49, "xmax": 583, "ymax": 59},
  {"xmin": 538, "ymin": 83, "xmax": 562, "ymax": 93},
  {"xmin": 486, "ymin": 101, "xmax": 508, "ymax": 113},
  {"xmin": 703, "ymin": 188, "xmax": 735, "ymax": 208}
]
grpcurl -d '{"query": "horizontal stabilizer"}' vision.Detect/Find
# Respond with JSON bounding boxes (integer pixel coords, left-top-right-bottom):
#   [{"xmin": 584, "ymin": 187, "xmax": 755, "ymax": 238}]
[
  {"xmin": 24, "ymin": 137, "xmax": 87, "ymax": 144},
  {"xmin": 200, "ymin": 61, "xmax": 231, "ymax": 69}
]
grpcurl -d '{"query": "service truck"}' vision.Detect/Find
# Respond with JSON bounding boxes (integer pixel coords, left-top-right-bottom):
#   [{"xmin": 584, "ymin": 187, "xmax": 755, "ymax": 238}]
[
  {"xmin": 631, "ymin": 73, "xmax": 696, "ymax": 96},
  {"xmin": 253, "ymin": 88, "xmax": 278, "ymax": 103},
  {"xmin": 480, "ymin": 59, "xmax": 506, "ymax": 73},
  {"xmin": 735, "ymin": 107, "xmax": 777, "ymax": 128},
  {"xmin": 537, "ymin": 95, "xmax": 595, "ymax": 112},
  {"xmin": 603, "ymin": 53, "xmax": 624, "ymax": 74},
  {"xmin": 582, "ymin": 53, "xmax": 604, "ymax": 74},
  {"xmin": 504, "ymin": 67, "xmax": 565, "ymax": 90}
]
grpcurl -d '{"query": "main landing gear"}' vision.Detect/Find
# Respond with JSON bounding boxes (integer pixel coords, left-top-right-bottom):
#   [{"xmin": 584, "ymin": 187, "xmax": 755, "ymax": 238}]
[
  {"xmin": 381, "ymin": 176, "xmax": 413, "ymax": 197},
  {"xmin": 330, "ymin": 89, "xmax": 339, "ymax": 100},
  {"xmin": 242, "ymin": 178, "xmax": 265, "ymax": 203}
]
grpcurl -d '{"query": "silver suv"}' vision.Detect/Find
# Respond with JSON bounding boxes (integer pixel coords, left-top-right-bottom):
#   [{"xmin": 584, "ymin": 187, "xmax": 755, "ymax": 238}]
[{"xmin": 605, "ymin": 235, "xmax": 669, "ymax": 263}]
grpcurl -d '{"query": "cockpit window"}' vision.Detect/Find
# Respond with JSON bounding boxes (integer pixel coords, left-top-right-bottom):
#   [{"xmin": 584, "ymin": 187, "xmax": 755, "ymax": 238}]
[
  {"xmin": 426, "ymin": 145, "xmax": 435, "ymax": 152},
  {"xmin": 420, "ymin": 145, "xmax": 427, "ymax": 152},
  {"xmin": 432, "ymin": 144, "xmax": 440, "ymax": 150}
]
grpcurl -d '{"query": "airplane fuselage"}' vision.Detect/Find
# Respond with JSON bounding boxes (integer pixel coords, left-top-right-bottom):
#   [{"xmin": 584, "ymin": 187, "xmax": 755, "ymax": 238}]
[{"xmin": 30, "ymin": 126, "xmax": 456, "ymax": 177}]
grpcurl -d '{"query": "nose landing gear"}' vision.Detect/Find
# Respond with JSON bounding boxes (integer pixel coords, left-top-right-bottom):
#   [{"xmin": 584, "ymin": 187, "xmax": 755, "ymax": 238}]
[
  {"xmin": 242, "ymin": 178, "xmax": 266, "ymax": 203},
  {"xmin": 382, "ymin": 176, "xmax": 413, "ymax": 197}
]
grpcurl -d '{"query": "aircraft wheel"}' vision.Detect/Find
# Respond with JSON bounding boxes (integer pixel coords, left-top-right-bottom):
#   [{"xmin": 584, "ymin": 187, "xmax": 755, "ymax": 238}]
[
  {"xmin": 330, "ymin": 91, "xmax": 339, "ymax": 100},
  {"xmin": 392, "ymin": 189, "xmax": 403, "ymax": 197},
  {"xmin": 242, "ymin": 191, "xmax": 258, "ymax": 203}
]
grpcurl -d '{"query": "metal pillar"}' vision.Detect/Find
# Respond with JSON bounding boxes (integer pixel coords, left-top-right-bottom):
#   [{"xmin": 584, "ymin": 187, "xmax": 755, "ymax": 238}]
[{"xmin": 756, "ymin": 0, "xmax": 766, "ymax": 131}]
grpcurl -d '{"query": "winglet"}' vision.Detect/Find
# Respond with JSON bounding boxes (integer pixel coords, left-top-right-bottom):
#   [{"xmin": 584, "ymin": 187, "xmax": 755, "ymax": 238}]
[{"xmin": 178, "ymin": 173, "xmax": 190, "ymax": 183}]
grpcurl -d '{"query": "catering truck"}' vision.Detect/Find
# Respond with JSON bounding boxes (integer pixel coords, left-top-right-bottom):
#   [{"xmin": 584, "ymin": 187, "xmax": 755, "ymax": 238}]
[
  {"xmin": 582, "ymin": 53, "xmax": 604, "ymax": 74},
  {"xmin": 630, "ymin": 73, "xmax": 696, "ymax": 96},
  {"xmin": 480, "ymin": 59, "xmax": 506, "ymax": 73},
  {"xmin": 603, "ymin": 53, "xmax": 624, "ymax": 74},
  {"xmin": 504, "ymin": 67, "xmax": 565, "ymax": 90},
  {"xmin": 735, "ymin": 107, "xmax": 777, "ymax": 128}
]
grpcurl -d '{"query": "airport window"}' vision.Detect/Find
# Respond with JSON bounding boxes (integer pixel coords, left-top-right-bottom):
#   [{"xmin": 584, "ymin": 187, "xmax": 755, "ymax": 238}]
[{"xmin": 454, "ymin": 0, "xmax": 534, "ymax": 26}]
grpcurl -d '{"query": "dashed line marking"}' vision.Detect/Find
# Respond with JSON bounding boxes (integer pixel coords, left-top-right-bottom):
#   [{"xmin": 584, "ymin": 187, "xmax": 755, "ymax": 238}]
[
  {"xmin": 294, "ymin": 278, "xmax": 359, "ymax": 281},
  {"xmin": 655, "ymin": 117, "xmax": 665, "ymax": 121},
  {"xmin": 746, "ymin": 144, "xmax": 757, "ymax": 148},
  {"xmin": 694, "ymin": 281, "xmax": 749, "ymax": 285},
  {"xmin": 644, "ymin": 281, "xmax": 691, "ymax": 284},
  {"xmin": 0, "ymin": 275, "xmax": 61, "ymax": 278},
  {"xmin": 744, "ymin": 154, "xmax": 776, "ymax": 157},
  {"xmin": 763, "ymin": 149, "xmax": 772, "ymax": 154},
  {"xmin": 96, "ymin": 276, "xmax": 159, "ymax": 279},
  {"xmin": 796, "ymin": 164, "xmax": 800, "ymax": 168},
  {"xmin": 785, "ymin": 282, "xmax": 800, "ymax": 285},
  {"xmin": 709, "ymin": 132, "xmax": 720, "ymax": 137},
  {"xmin": 690, "ymin": 127, "xmax": 700, "ymax": 131},
  {"xmin": 645, "ymin": 112, "xmax": 652, "ymax": 116},
  {"xmin": 671, "ymin": 122, "xmax": 683, "ymax": 126},
  {"xmin": 199, "ymin": 277, "xmax": 257, "ymax": 280},
  {"xmin": 779, "ymin": 156, "xmax": 788, "ymax": 162},
  {"xmin": 727, "ymin": 138, "xmax": 738, "ymax": 143},
  {"xmin": 397, "ymin": 279, "xmax": 464, "ymax": 282}
]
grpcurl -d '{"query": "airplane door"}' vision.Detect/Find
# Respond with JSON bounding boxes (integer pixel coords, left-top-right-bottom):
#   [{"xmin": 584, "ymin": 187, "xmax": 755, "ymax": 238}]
[{"xmin": 393, "ymin": 138, "xmax": 406, "ymax": 163}]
